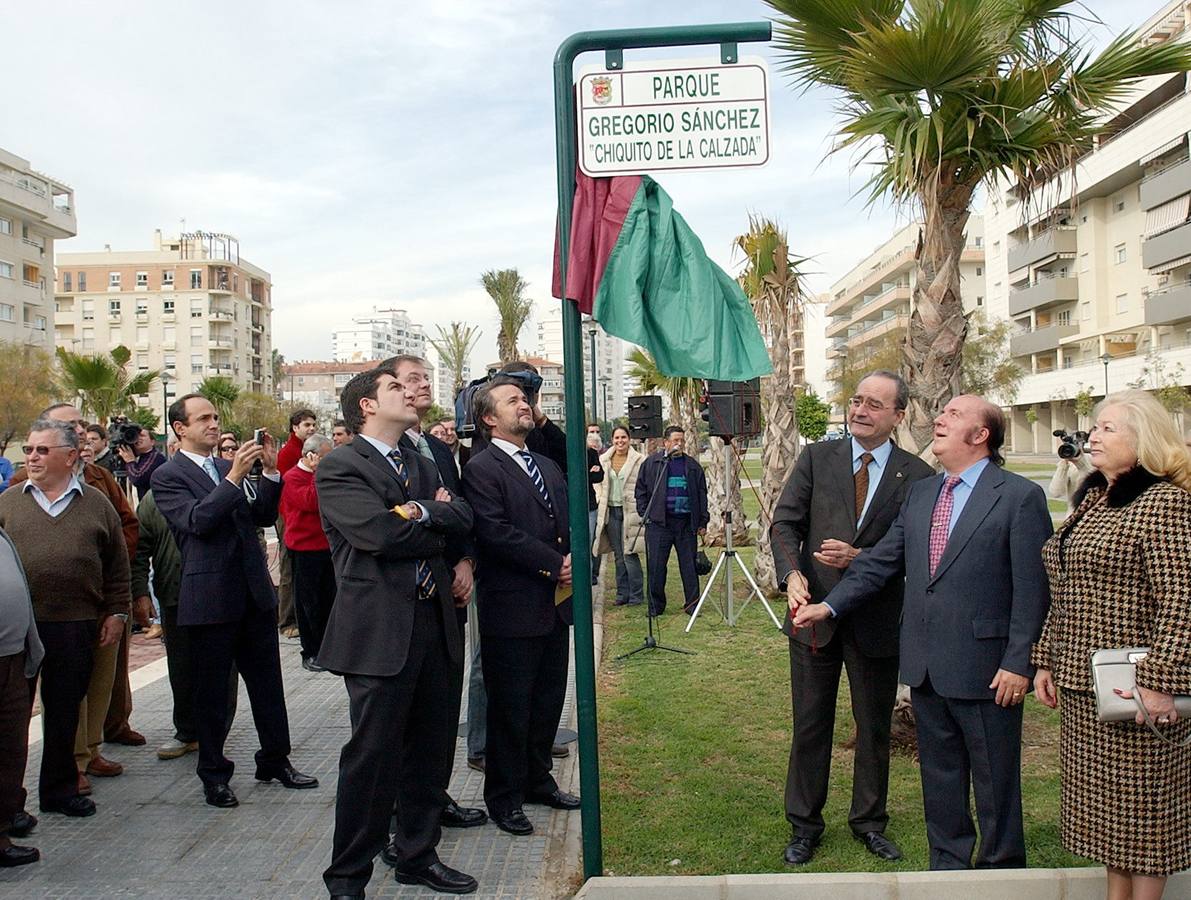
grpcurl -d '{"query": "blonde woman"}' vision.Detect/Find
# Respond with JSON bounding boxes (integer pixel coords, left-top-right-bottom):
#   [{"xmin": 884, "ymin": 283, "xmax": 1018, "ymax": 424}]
[
  {"xmin": 592, "ymin": 426, "xmax": 645, "ymax": 605},
  {"xmin": 1033, "ymin": 390, "xmax": 1191, "ymax": 900}
]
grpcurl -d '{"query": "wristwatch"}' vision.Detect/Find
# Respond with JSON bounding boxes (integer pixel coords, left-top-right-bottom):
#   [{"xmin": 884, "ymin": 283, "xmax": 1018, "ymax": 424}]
[{"xmin": 111, "ymin": 613, "xmax": 129, "ymax": 623}]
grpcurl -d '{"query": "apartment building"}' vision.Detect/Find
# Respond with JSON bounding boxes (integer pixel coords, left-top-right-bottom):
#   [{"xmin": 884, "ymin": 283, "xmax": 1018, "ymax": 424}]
[
  {"xmin": 537, "ymin": 306, "xmax": 626, "ymax": 423},
  {"xmin": 54, "ymin": 230, "xmax": 273, "ymax": 422},
  {"xmin": 435, "ymin": 351, "xmax": 471, "ymax": 410},
  {"xmin": 280, "ymin": 356, "xmax": 439, "ymax": 423},
  {"xmin": 0, "ymin": 148, "xmax": 76, "ymax": 346},
  {"xmin": 983, "ymin": 0, "xmax": 1191, "ymax": 450},
  {"xmin": 824, "ymin": 218, "xmax": 986, "ymax": 405},
  {"xmin": 332, "ymin": 307, "xmax": 426, "ymax": 364}
]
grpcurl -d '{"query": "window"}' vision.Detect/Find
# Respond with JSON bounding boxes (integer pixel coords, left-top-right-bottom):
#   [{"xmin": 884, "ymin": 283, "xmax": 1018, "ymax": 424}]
[
  {"xmin": 109, "ymin": 271, "xmax": 121, "ymax": 288},
  {"xmin": 0, "ymin": 261, "xmax": 12, "ymax": 279},
  {"xmin": 162, "ymin": 270, "xmax": 174, "ymax": 287},
  {"xmin": 136, "ymin": 353, "xmax": 148, "ymax": 370},
  {"xmin": 191, "ymin": 353, "xmax": 204, "ymax": 374},
  {"xmin": 136, "ymin": 298, "xmax": 148, "ymax": 316},
  {"xmin": 164, "ymin": 352, "xmax": 176, "ymax": 370},
  {"xmin": 1080, "ymin": 252, "xmax": 1089, "ymax": 273},
  {"xmin": 82, "ymin": 299, "xmax": 95, "ymax": 320},
  {"xmin": 162, "ymin": 325, "xmax": 175, "ymax": 345},
  {"xmin": 1116, "ymin": 293, "xmax": 1128, "ymax": 313},
  {"xmin": 1081, "ymin": 301, "xmax": 1091, "ymax": 321},
  {"xmin": 992, "ymin": 240, "xmax": 1000, "ymax": 254},
  {"xmin": 1081, "ymin": 214, "xmax": 1088, "ymax": 224},
  {"xmin": 1062, "ymin": 357, "xmax": 1074, "ymax": 369},
  {"xmin": 0, "ymin": 304, "xmax": 13, "ymax": 322},
  {"xmin": 108, "ymin": 298, "xmax": 121, "ymax": 315},
  {"xmin": 1114, "ymin": 198, "xmax": 1126, "ymax": 213},
  {"xmin": 78, "ymin": 272, "xmax": 86, "ymax": 291},
  {"xmin": 974, "ymin": 236, "xmax": 983, "ymax": 248},
  {"xmin": 1057, "ymin": 309, "xmax": 1072, "ymax": 325},
  {"xmin": 1115, "ymin": 244, "xmax": 1126, "ymax": 264},
  {"xmin": 62, "ymin": 272, "xmax": 71, "ymax": 292},
  {"xmin": 975, "ymin": 267, "xmax": 983, "ymax": 276},
  {"xmin": 81, "ymin": 327, "xmax": 95, "ymax": 350},
  {"xmin": 190, "ymin": 269, "xmax": 202, "ymax": 289},
  {"xmin": 109, "ymin": 327, "xmax": 122, "ymax": 345},
  {"xmin": 0, "ymin": 217, "xmax": 10, "ymax": 235},
  {"xmin": 191, "ymin": 299, "xmax": 203, "ymax": 318},
  {"xmin": 162, "ymin": 297, "xmax": 175, "ymax": 314},
  {"xmin": 976, "ymin": 296, "xmax": 984, "ymax": 307},
  {"xmin": 32, "ymin": 315, "xmax": 45, "ymax": 331},
  {"xmin": 136, "ymin": 271, "xmax": 148, "ymax": 288},
  {"xmin": 136, "ymin": 326, "xmax": 148, "ymax": 344}
]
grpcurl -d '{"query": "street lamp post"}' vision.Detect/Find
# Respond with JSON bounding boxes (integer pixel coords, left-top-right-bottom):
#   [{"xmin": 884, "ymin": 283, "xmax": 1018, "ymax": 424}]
[
  {"xmin": 587, "ymin": 320, "xmax": 598, "ymax": 424},
  {"xmin": 599, "ymin": 376, "xmax": 609, "ymax": 423},
  {"xmin": 1100, "ymin": 352, "xmax": 1112, "ymax": 396},
  {"xmin": 160, "ymin": 370, "xmax": 172, "ymax": 427}
]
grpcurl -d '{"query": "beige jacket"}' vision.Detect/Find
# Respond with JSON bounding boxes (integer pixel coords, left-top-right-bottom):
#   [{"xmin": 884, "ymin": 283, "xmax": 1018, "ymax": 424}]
[{"xmin": 592, "ymin": 447, "xmax": 645, "ymax": 557}]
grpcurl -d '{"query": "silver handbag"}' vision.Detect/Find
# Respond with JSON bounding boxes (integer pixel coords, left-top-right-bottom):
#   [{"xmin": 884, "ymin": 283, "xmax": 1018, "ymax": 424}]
[{"xmin": 1090, "ymin": 647, "xmax": 1191, "ymax": 746}]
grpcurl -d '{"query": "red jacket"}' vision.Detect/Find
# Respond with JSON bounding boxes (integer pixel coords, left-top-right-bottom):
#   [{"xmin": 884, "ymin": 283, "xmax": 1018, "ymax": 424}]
[
  {"xmin": 280, "ymin": 465, "xmax": 329, "ymax": 552},
  {"xmin": 277, "ymin": 432, "xmax": 304, "ymax": 475}
]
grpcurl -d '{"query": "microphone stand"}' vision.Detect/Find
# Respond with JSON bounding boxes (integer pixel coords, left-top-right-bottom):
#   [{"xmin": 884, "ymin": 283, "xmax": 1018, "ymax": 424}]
[{"xmin": 616, "ymin": 449, "xmax": 695, "ymax": 661}]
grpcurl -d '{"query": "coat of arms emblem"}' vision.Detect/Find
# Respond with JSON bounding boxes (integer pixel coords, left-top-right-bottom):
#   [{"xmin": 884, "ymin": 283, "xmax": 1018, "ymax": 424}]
[{"xmin": 590, "ymin": 76, "xmax": 613, "ymax": 106}]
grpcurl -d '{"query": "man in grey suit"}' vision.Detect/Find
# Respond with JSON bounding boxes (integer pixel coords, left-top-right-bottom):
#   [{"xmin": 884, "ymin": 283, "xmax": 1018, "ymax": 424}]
[
  {"xmin": 793, "ymin": 395, "xmax": 1052, "ymax": 870},
  {"xmin": 770, "ymin": 371, "xmax": 934, "ymax": 866}
]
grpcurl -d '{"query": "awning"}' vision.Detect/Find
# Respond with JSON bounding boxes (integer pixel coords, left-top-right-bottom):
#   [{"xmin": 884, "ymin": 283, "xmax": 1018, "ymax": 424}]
[
  {"xmin": 1144, "ymin": 194, "xmax": 1190, "ymax": 238},
  {"xmin": 1140, "ymin": 134, "xmax": 1187, "ymax": 167},
  {"xmin": 1150, "ymin": 251, "xmax": 1191, "ymax": 273}
]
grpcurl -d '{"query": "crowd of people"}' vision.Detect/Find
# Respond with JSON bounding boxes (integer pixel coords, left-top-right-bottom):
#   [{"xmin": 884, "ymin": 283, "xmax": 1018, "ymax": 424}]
[{"xmin": 1, "ymin": 360, "xmax": 1189, "ymax": 899}]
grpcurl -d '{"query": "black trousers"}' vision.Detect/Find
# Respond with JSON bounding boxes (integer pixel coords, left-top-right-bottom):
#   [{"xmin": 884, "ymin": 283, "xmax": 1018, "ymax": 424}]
[
  {"xmin": 160, "ymin": 604, "xmax": 238, "ymax": 744},
  {"xmin": 912, "ymin": 675, "xmax": 1026, "ymax": 869},
  {"xmin": 32, "ymin": 620, "xmax": 95, "ymax": 805},
  {"xmin": 324, "ymin": 599, "xmax": 456, "ymax": 895},
  {"xmin": 184, "ymin": 602, "xmax": 290, "ymax": 787},
  {"xmin": 482, "ymin": 617, "xmax": 569, "ymax": 817},
  {"xmin": 645, "ymin": 517, "xmax": 699, "ymax": 615},
  {"xmin": 785, "ymin": 625, "xmax": 900, "ymax": 840},
  {"xmin": 0, "ymin": 651, "xmax": 31, "ymax": 837},
  {"xmin": 290, "ymin": 548, "xmax": 337, "ymax": 661}
]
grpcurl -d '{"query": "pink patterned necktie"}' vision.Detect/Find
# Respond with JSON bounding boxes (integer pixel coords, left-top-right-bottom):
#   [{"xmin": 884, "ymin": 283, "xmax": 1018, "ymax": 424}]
[{"xmin": 928, "ymin": 475, "xmax": 963, "ymax": 577}]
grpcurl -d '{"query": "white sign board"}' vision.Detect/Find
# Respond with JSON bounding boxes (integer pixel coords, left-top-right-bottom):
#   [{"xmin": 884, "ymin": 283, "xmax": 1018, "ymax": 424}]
[{"xmin": 577, "ymin": 56, "xmax": 770, "ymax": 177}]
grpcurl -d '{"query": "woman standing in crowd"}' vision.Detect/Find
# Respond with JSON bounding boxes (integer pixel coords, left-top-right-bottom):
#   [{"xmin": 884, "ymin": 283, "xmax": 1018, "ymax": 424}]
[
  {"xmin": 592, "ymin": 426, "xmax": 645, "ymax": 606},
  {"xmin": 1033, "ymin": 390, "xmax": 1191, "ymax": 900}
]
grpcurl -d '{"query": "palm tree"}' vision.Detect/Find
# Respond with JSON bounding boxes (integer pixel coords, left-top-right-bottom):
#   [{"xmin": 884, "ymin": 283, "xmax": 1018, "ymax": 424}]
[
  {"xmin": 55, "ymin": 345, "xmax": 160, "ymax": 426},
  {"xmin": 735, "ymin": 217, "xmax": 807, "ymax": 592},
  {"xmin": 625, "ymin": 346, "xmax": 701, "ymax": 455},
  {"xmin": 767, "ymin": 0, "xmax": 1191, "ymax": 451},
  {"xmin": 428, "ymin": 321, "xmax": 482, "ymax": 401},
  {"xmin": 481, "ymin": 269, "xmax": 533, "ymax": 364},
  {"xmin": 198, "ymin": 376, "xmax": 241, "ymax": 428}
]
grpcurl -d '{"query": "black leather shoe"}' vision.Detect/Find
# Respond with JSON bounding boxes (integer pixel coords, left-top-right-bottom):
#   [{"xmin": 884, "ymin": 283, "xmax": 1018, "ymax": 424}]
[
  {"xmin": 395, "ymin": 861, "xmax": 478, "ymax": 894},
  {"xmin": 551, "ymin": 743, "xmax": 570, "ymax": 758},
  {"xmin": 255, "ymin": 764, "xmax": 319, "ymax": 789},
  {"xmin": 329, "ymin": 894, "xmax": 363, "ymax": 899},
  {"xmin": 490, "ymin": 807, "xmax": 534, "ymax": 835},
  {"xmin": 39, "ymin": 796, "xmax": 96, "ymax": 818},
  {"xmin": 783, "ymin": 835, "xmax": 819, "ymax": 865},
  {"xmin": 0, "ymin": 845, "xmax": 40, "ymax": 867},
  {"xmin": 9, "ymin": 810, "xmax": 36, "ymax": 837},
  {"xmin": 441, "ymin": 800, "xmax": 487, "ymax": 828},
  {"xmin": 203, "ymin": 783, "xmax": 239, "ymax": 808},
  {"xmin": 856, "ymin": 830, "xmax": 903, "ymax": 861},
  {"xmin": 525, "ymin": 788, "xmax": 580, "ymax": 810},
  {"xmin": 302, "ymin": 657, "xmax": 327, "ymax": 672},
  {"xmin": 380, "ymin": 840, "xmax": 401, "ymax": 869}
]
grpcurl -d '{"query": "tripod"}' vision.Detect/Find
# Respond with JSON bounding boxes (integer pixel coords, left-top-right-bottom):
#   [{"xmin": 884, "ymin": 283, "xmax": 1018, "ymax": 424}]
[
  {"xmin": 615, "ymin": 447, "xmax": 694, "ymax": 660},
  {"xmin": 686, "ymin": 439, "xmax": 782, "ymax": 632}
]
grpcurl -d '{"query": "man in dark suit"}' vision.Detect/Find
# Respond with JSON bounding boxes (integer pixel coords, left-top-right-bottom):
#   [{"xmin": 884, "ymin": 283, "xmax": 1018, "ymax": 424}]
[
  {"xmin": 151, "ymin": 394, "xmax": 318, "ymax": 809},
  {"xmin": 318, "ymin": 366, "xmax": 477, "ymax": 899},
  {"xmin": 770, "ymin": 371, "xmax": 934, "ymax": 866},
  {"xmin": 635, "ymin": 425, "xmax": 709, "ymax": 616},
  {"xmin": 793, "ymin": 395, "xmax": 1052, "ymax": 870},
  {"xmin": 461, "ymin": 377, "xmax": 580, "ymax": 837}
]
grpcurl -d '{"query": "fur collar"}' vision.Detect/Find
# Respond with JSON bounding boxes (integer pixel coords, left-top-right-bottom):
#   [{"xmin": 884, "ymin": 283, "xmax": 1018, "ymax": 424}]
[{"xmin": 1072, "ymin": 465, "xmax": 1164, "ymax": 509}]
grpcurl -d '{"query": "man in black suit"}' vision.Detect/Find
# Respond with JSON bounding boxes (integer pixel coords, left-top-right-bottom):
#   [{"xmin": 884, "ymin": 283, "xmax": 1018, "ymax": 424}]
[
  {"xmin": 635, "ymin": 425, "xmax": 709, "ymax": 616},
  {"xmin": 793, "ymin": 395, "xmax": 1052, "ymax": 870},
  {"xmin": 151, "ymin": 394, "xmax": 317, "ymax": 809},
  {"xmin": 461, "ymin": 377, "xmax": 580, "ymax": 837},
  {"xmin": 318, "ymin": 366, "xmax": 477, "ymax": 898},
  {"xmin": 770, "ymin": 371, "xmax": 934, "ymax": 866}
]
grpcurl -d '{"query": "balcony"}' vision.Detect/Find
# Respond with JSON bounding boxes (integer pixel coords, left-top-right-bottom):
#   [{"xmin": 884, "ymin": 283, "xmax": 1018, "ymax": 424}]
[
  {"xmin": 1145, "ymin": 285, "xmax": 1191, "ymax": 325},
  {"xmin": 1007, "ymin": 276, "xmax": 1079, "ymax": 317},
  {"xmin": 208, "ymin": 364, "xmax": 233, "ymax": 375},
  {"xmin": 1141, "ymin": 158, "xmax": 1191, "ymax": 210},
  {"xmin": 1010, "ymin": 323, "xmax": 1079, "ymax": 357},
  {"xmin": 848, "ymin": 313, "xmax": 909, "ymax": 349},
  {"xmin": 1007, "ymin": 228, "xmax": 1077, "ymax": 272},
  {"xmin": 1143, "ymin": 221, "xmax": 1191, "ymax": 269},
  {"xmin": 209, "ymin": 308, "xmax": 234, "ymax": 321},
  {"xmin": 209, "ymin": 338, "xmax": 233, "ymax": 349}
]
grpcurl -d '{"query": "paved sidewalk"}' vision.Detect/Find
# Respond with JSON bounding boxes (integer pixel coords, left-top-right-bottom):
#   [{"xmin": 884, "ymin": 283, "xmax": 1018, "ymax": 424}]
[{"xmin": 3, "ymin": 629, "xmax": 584, "ymax": 899}]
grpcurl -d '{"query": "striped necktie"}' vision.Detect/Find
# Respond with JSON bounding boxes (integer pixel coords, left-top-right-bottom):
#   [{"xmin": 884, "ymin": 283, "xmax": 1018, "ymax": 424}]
[
  {"xmin": 518, "ymin": 450, "xmax": 551, "ymax": 508},
  {"xmin": 388, "ymin": 449, "xmax": 437, "ymax": 598},
  {"xmin": 928, "ymin": 475, "xmax": 963, "ymax": 577}
]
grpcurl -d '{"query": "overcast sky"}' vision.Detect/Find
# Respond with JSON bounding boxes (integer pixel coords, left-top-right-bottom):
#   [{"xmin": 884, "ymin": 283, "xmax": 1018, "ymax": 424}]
[{"xmin": 3, "ymin": 0, "xmax": 1144, "ymax": 377}]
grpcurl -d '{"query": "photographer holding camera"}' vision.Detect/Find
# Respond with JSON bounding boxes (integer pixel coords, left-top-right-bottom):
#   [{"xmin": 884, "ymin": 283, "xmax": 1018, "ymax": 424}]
[
  {"xmin": 1049, "ymin": 429, "xmax": 1093, "ymax": 513},
  {"xmin": 114, "ymin": 420, "xmax": 166, "ymax": 500}
]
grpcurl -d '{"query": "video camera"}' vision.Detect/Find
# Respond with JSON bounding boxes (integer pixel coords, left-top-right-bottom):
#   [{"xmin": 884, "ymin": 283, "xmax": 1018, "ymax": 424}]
[
  {"xmin": 107, "ymin": 416, "xmax": 143, "ymax": 451},
  {"xmin": 1053, "ymin": 429, "xmax": 1089, "ymax": 460},
  {"xmin": 454, "ymin": 367, "xmax": 544, "ymax": 436}
]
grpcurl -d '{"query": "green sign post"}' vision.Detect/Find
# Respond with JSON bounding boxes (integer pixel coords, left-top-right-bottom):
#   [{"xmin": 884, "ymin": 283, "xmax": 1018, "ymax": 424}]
[{"xmin": 552, "ymin": 21, "xmax": 772, "ymax": 882}]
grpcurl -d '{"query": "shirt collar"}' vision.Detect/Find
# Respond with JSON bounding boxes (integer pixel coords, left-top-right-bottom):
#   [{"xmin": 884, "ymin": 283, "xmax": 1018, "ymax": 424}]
[
  {"xmin": 357, "ymin": 433, "xmax": 398, "ymax": 458},
  {"xmin": 491, "ymin": 437, "xmax": 527, "ymax": 458},
  {"xmin": 23, "ymin": 473, "xmax": 83, "ymax": 500},
  {"xmin": 851, "ymin": 436, "xmax": 892, "ymax": 468},
  {"xmin": 297, "ymin": 460, "xmax": 314, "ymax": 473},
  {"xmin": 951, "ymin": 457, "xmax": 991, "ymax": 488},
  {"xmin": 178, "ymin": 448, "xmax": 215, "ymax": 469}
]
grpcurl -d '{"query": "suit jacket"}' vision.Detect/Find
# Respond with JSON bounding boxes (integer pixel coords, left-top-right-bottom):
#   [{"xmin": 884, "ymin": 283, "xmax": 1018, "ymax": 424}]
[
  {"xmin": 823, "ymin": 463, "xmax": 1053, "ymax": 700},
  {"xmin": 469, "ymin": 418, "xmax": 568, "ymax": 474},
  {"xmin": 770, "ymin": 439, "xmax": 934, "ymax": 656},
  {"xmin": 400, "ymin": 430, "xmax": 476, "ymax": 568},
  {"xmin": 462, "ymin": 444, "xmax": 571, "ymax": 639},
  {"xmin": 316, "ymin": 437, "xmax": 473, "ymax": 677},
  {"xmin": 150, "ymin": 455, "xmax": 281, "ymax": 627},
  {"xmin": 635, "ymin": 451, "xmax": 709, "ymax": 531}
]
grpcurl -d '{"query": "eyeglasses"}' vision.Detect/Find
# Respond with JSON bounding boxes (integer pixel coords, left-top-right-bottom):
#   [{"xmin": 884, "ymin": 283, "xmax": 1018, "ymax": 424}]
[
  {"xmin": 219, "ymin": 444, "xmax": 238, "ymax": 453},
  {"xmin": 22, "ymin": 444, "xmax": 71, "ymax": 456},
  {"xmin": 849, "ymin": 396, "xmax": 896, "ymax": 412}
]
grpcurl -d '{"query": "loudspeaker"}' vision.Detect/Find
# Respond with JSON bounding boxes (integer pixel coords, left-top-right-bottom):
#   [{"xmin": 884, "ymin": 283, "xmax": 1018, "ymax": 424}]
[
  {"xmin": 627, "ymin": 395, "xmax": 664, "ymax": 439},
  {"xmin": 701, "ymin": 379, "xmax": 761, "ymax": 439}
]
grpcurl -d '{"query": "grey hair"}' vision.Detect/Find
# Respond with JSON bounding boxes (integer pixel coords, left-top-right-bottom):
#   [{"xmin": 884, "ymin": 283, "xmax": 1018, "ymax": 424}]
[
  {"xmin": 302, "ymin": 434, "xmax": 333, "ymax": 455},
  {"xmin": 29, "ymin": 419, "xmax": 79, "ymax": 449},
  {"xmin": 861, "ymin": 370, "xmax": 910, "ymax": 410}
]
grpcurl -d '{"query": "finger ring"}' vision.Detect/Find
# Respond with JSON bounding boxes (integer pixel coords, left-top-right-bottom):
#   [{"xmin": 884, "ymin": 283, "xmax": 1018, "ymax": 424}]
[
  {"xmin": 1013, "ymin": 691, "xmax": 1023, "ymax": 697},
  {"xmin": 1159, "ymin": 717, "xmax": 1170, "ymax": 724}
]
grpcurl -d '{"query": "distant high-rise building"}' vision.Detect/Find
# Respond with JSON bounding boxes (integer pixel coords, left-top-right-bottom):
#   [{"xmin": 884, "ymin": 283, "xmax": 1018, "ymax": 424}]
[
  {"xmin": 55, "ymin": 230, "xmax": 273, "ymax": 423},
  {"xmin": 332, "ymin": 307, "xmax": 426, "ymax": 363},
  {"xmin": 434, "ymin": 349, "xmax": 471, "ymax": 411},
  {"xmin": 0, "ymin": 147, "xmax": 76, "ymax": 347},
  {"xmin": 536, "ymin": 306, "xmax": 626, "ymax": 423}
]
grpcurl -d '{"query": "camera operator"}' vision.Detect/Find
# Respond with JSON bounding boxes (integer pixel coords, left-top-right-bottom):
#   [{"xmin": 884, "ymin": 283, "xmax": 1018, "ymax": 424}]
[
  {"xmin": 1048, "ymin": 429, "xmax": 1093, "ymax": 513},
  {"xmin": 85, "ymin": 426, "xmax": 119, "ymax": 476},
  {"xmin": 116, "ymin": 423, "xmax": 165, "ymax": 500}
]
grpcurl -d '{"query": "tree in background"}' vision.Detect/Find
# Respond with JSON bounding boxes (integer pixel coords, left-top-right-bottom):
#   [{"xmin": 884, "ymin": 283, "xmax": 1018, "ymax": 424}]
[
  {"xmin": 55, "ymin": 345, "xmax": 159, "ymax": 426},
  {"xmin": 768, "ymin": 0, "xmax": 1191, "ymax": 452},
  {"xmin": 960, "ymin": 310, "xmax": 1023, "ymax": 403},
  {"xmin": 831, "ymin": 329, "xmax": 903, "ymax": 412},
  {"xmin": 270, "ymin": 349, "xmax": 286, "ymax": 398},
  {"xmin": 626, "ymin": 346, "xmax": 701, "ymax": 455},
  {"xmin": 1129, "ymin": 350, "xmax": 1190, "ymax": 433},
  {"xmin": 231, "ymin": 392, "xmax": 290, "ymax": 442},
  {"xmin": 481, "ymin": 268, "xmax": 533, "ymax": 364},
  {"xmin": 198, "ymin": 376, "xmax": 241, "ymax": 429},
  {"xmin": 0, "ymin": 342, "xmax": 55, "ymax": 454},
  {"xmin": 428, "ymin": 321, "xmax": 481, "ymax": 400},
  {"xmin": 795, "ymin": 389, "xmax": 831, "ymax": 443}
]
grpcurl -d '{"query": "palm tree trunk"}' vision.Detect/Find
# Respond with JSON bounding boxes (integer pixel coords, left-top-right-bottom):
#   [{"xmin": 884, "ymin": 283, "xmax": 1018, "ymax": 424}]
[
  {"xmin": 704, "ymin": 437, "xmax": 750, "ymax": 547},
  {"xmin": 899, "ymin": 169, "xmax": 978, "ymax": 453},
  {"xmin": 755, "ymin": 313, "xmax": 799, "ymax": 594}
]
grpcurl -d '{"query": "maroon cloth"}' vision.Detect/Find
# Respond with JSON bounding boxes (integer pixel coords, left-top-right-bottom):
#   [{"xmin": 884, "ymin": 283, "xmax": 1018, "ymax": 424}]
[
  {"xmin": 277, "ymin": 433, "xmax": 304, "ymax": 476},
  {"xmin": 552, "ymin": 171, "xmax": 642, "ymax": 314},
  {"xmin": 280, "ymin": 465, "xmax": 329, "ymax": 552}
]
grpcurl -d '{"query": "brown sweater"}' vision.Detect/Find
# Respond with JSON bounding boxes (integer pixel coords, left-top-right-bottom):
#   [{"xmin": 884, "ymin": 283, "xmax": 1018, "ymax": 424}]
[{"xmin": 0, "ymin": 483, "xmax": 131, "ymax": 621}]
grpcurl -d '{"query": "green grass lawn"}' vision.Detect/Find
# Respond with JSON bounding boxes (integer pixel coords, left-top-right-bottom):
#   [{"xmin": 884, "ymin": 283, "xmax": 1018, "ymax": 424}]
[{"xmin": 594, "ymin": 543, "xmax": 1087, "ymax": 876}]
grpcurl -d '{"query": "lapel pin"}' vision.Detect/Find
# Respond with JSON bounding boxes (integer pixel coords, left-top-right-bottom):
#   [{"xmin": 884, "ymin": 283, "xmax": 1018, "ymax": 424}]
[{"xmin": 896, "ymin": 472, "xmax": 903, "ymax": 478}]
